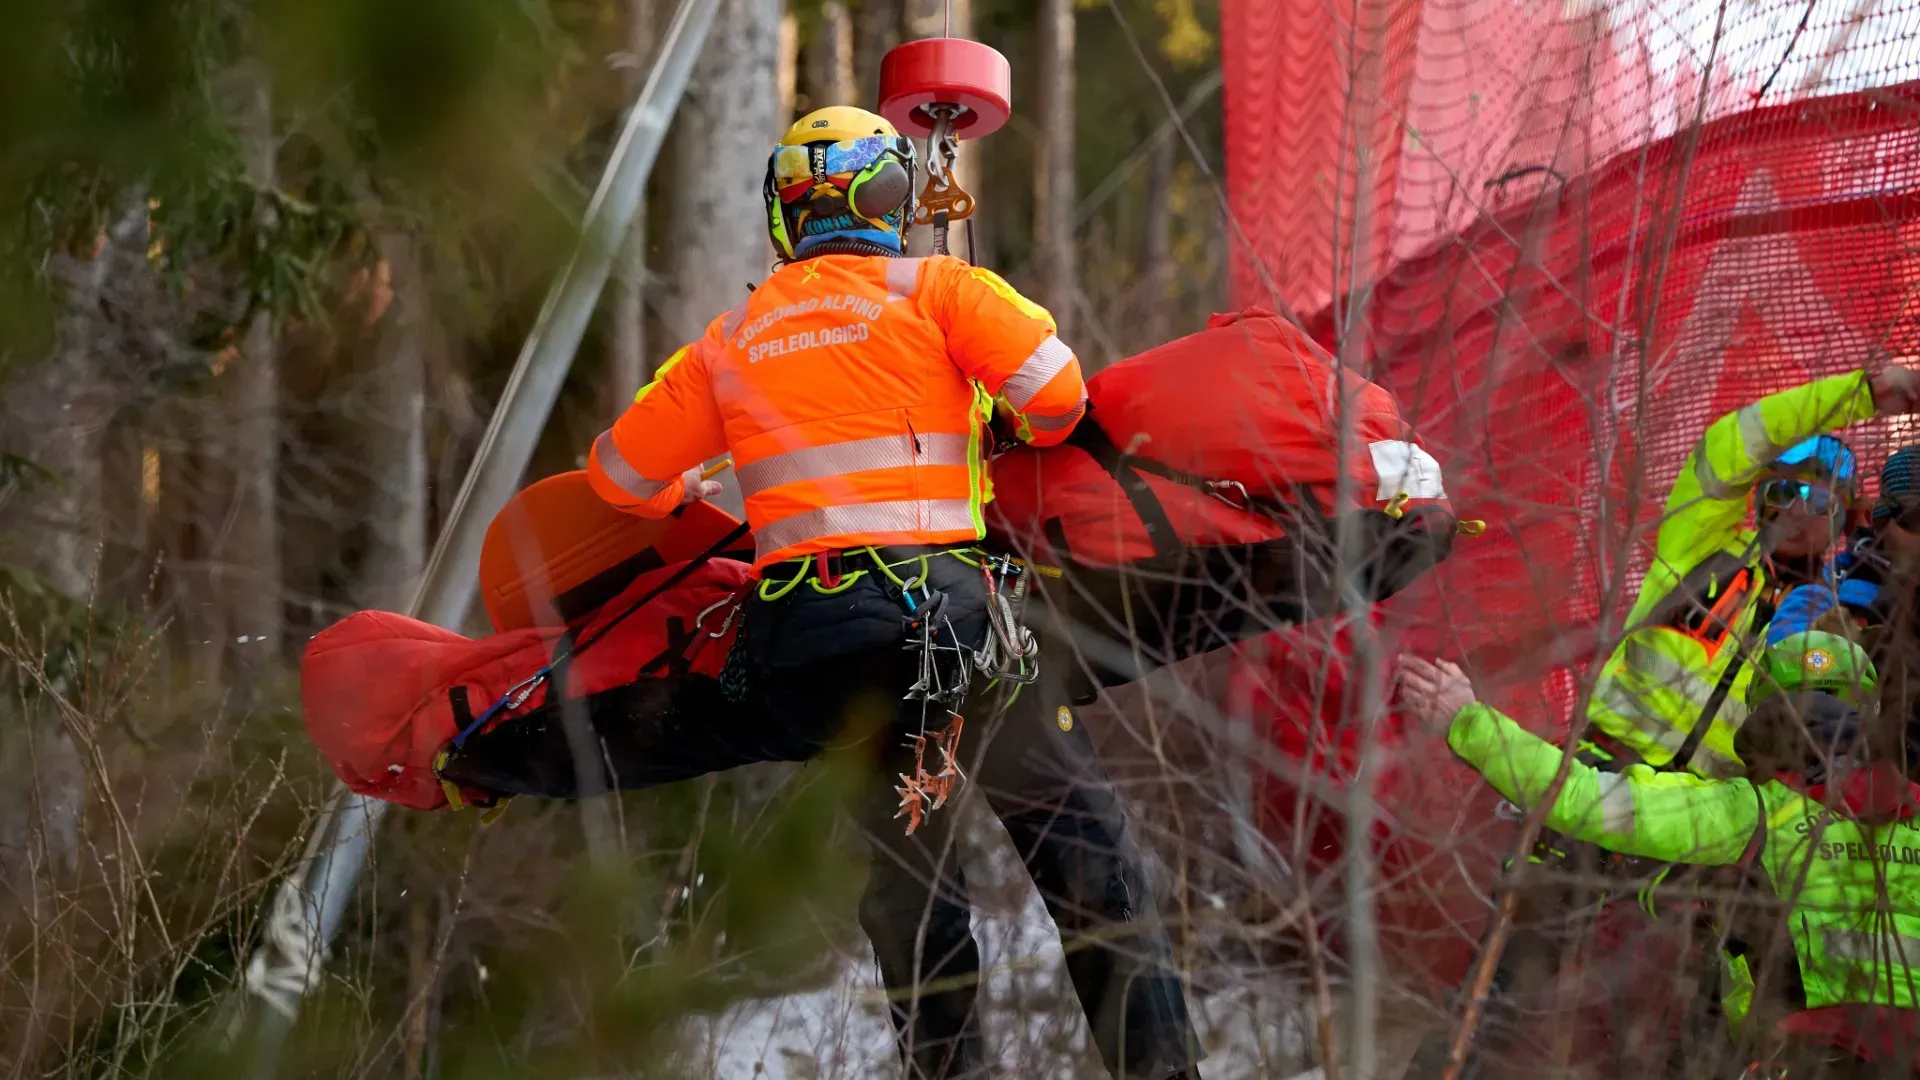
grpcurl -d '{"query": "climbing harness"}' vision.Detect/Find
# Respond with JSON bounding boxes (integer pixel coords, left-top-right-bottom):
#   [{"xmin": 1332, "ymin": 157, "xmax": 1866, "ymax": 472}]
[{"xmin": 891, "ymin": 549, "xmax": 1040, "ymax": 835}]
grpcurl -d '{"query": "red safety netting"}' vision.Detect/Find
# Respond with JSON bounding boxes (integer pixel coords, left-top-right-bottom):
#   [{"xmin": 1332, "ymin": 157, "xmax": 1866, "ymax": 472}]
[
  {"xmin": 1222, "ymin": 0, "xmax": 1920, "ymax": 316},
  {"xmin": 1218, "ymin": 0, "xmax": 1920, "ymax": 996}
]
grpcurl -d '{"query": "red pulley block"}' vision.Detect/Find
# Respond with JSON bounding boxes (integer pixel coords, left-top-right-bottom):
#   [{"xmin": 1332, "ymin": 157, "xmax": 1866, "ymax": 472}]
[{"xmin": 877, "ymin": 37, "xmax": 1012, "ymax": 141}]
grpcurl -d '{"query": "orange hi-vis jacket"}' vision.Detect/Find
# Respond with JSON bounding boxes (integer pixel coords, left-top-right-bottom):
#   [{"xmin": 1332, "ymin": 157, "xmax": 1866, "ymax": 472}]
[{"xmin": 587, "ymin": 254, "xmax": 1088, "ymax": 571}]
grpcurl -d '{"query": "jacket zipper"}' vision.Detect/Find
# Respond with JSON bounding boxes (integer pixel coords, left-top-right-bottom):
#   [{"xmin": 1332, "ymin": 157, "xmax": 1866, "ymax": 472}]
[{"xmin": 904, "ymin": 414, "xmax": 924, "ymax": 522}]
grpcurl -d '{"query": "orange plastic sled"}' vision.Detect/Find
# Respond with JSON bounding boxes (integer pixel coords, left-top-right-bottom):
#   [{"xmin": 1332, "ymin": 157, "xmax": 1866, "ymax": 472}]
[{"xmin": 477, "ymin": 468, "xmax": 747, "ymax": 633}]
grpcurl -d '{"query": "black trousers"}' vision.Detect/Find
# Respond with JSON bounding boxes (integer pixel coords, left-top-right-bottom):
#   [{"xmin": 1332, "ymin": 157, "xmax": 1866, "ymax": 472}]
[{"xmin": 746, "ymin": 556, "xmax": 1201, "ymax": 1080}]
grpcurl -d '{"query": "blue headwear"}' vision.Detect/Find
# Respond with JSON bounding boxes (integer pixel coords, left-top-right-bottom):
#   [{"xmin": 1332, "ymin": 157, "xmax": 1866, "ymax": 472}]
[{"xmin": 1761, "ymin": 435, "xmax": 1858, "ymax": 515}]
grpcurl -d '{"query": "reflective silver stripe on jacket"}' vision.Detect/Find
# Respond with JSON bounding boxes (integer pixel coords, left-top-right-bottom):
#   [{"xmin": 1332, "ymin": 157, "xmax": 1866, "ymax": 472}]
[
  {"xmin": 1686, "ymin": 737, "xmax": 1744, "ymax": 779},
  {"xmin": 720, "ymin": 297, "xmax": 752, "ymax": 341},
  {"xmin": 1623, "ymin": 638, "xmax": 1721, "ymax": 704},
  {"xmin": 755, "ymin": 497, "xmax": 979, "ymax": 562},
  {"xmin": 1024, "ymin": 397, "xmax": 1086, "ymax": 433},
  {"xmin": 1824, "ymin": 929, "xmax": 1920, "ymax": 965},
  {"xmin": 1594, "ymin": 773, "xmax": 1636, "ymax": 834},
  {"xmin": 1590, "ymin": 677, "xmax": 1693, "ymax": 755},
  {"xmin": 1736, "ymin": 404, "xmax": 1783, "ymax": 469},
  {"xmin": 592, "ymin": 431, "xmax": 670, "ymax": 502},
  {"xmin": 886, "ymin": 257, "xmax": 924, "ymax": 302},
  {"xmin": 1002, "ymin": 335, "xmax": 1075, "ymax": 412},
  {"xmin": 1696, "ymin": 404, "xmax": 1785, "ymax": 499},
  {"xmin": 734, "ymin": 433, "xmax": 973, "ymax": 498}
]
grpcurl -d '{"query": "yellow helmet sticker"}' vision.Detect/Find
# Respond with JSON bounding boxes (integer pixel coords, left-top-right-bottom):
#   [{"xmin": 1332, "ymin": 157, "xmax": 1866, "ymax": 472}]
[{"xmin": 1056, "ymin": 705, "xmax": 1073, "ymax": 732}]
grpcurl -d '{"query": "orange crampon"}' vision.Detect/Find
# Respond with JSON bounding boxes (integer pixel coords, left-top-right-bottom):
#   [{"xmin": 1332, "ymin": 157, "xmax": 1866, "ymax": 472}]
[{"xmin": 893, "ymin": 714, "xmax": 967, "ymax": 835}]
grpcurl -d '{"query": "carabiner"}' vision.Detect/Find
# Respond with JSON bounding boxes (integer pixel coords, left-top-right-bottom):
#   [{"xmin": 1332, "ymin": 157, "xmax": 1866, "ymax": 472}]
[{"xmin": 1207, "ymin": 479, "xmax": 1251, "ymax": 511}]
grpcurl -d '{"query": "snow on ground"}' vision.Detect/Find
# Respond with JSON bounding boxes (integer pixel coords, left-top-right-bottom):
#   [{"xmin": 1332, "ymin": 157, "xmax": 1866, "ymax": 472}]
[{"xmin": 669, "ymin": 807, "xmax": 1322, "ymax": 1079}]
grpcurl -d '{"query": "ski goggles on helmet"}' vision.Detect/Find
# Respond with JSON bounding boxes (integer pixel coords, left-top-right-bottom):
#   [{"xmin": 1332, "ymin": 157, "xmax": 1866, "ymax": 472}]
[
  {"xmin": 769, "ymin": 135, "xmax": 911, "ymax": 205},
  {"xmin": 1759, "ymin": 435, "xmax": 1857, "ymax": 514},
  {"xmin": 1760, "ymin": 478, "xmax": 1847, "ymax": 514}
]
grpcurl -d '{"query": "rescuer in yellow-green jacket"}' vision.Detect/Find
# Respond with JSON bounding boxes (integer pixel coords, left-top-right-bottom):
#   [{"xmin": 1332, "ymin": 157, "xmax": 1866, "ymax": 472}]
[
  {"xmin": 1585, "ymin": 367, "xmax": 1920, "ymax": 779},
  {"xmin": 1401, "ymin": 637, "xmax": 1920, "ymax": 1074}
]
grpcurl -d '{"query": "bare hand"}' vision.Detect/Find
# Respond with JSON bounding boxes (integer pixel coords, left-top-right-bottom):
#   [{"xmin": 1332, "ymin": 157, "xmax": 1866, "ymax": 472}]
[
  {"xmin": 1396, "ymin": 654, "xmax": 1477, "ymax": 731},
  {"xmin": 679, "ymin": 465, "xmax": 724, "ymax": 505},
  {"xmin": 1869, "ymin": 364, "xmax": 1920, "ymax": 415}
]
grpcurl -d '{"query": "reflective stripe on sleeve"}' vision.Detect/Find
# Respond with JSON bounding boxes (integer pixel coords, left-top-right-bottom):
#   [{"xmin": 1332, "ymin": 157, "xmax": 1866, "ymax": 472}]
[
  {"xmin": 1735, "ymin": 404, "xmax": 1781, "ymax": 466},
  {"xmin": 592, "ymin": 430, "xmax": 671, "ymax": 502},
  {"xmin": 754, "ymin": 498, "xmax": 979, "ymax": 563},
  {"xmin": 1694, "ymin": 451, "xmax": 1740, "ymax": 500},
  {"xmin": 1824, "ymin": 929, "xmax": 1920, "ymax": 965},
  {"xmin": 1002, "ymin": 335, "xmax": 1076, "ymax": 412},
  {"xmin": 1024, "ymin": 397, "xmax": 1086, "ymax": 433},
  {"xmin": 734, "ymin": 433, "xmax": 973, "ymax": 497},
  {"xmin": 1695, "ymin": 404, "xmax": 1788, "ymax": 498},
  {"xmin": 1591, "ymin": 677, "xmax": 1695, "ymax": 756},
  {"xmin": 1595, "ymin": 772, "xmax": 1636, "ymax": 834},
  {"xmin": 885, "ymin": 257, "xmax": 925, "ymax": 302},
  {"xmin": 1622, "ymin": 639, "xmax": 1721, "ymax": 704},
  {"xmin": 720, "ymin": 299, "xmax": 752, "ymax": 341}
]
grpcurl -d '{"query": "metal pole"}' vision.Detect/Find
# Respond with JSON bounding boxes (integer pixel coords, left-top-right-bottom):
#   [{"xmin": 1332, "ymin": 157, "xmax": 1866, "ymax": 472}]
[{"xmin": 232, "ymin": 0, "xmax": 725, "ymax": 1070}]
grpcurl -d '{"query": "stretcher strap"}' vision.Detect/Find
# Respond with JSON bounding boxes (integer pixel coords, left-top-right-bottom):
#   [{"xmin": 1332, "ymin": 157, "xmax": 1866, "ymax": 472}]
[
  {"xmin": 1063, "ymin": 413, "xmax": 1312, "ymax": 561},
  {"xmin": 1064, "ymin": 420, "xmax": 1187, "ymax": 558},
  {"xmin": 446, "ymin": 521, "xmax": 753, "ymax": 752}
]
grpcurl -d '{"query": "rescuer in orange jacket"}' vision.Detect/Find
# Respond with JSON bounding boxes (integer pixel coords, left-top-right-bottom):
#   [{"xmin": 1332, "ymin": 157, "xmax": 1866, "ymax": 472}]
[{"xmin": 587, "ymin": 107, "xmax": 1201, "ymax": 1080}]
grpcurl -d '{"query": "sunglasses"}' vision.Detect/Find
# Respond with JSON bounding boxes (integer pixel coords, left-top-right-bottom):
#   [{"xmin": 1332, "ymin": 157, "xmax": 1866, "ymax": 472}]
[
  {"xmin": 1760, "ymin": 477, "xmax": 1848, "ymax": 515},
  {"xmin": 770, "ymin": 136, "xmax": 903, "ymax": 205}
]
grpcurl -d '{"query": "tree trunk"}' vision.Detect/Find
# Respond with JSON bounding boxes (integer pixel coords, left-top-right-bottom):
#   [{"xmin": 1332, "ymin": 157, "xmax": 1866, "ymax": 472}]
[
  {"xmin": 659, "ymin": 0, "xmax": 779, "ymax": 345},
  {"xmin": 851, "ymin": 0, "xmax": 902, "ymax": 110},
  {"xmin": 799, "ymin": 2, "xmax": 856, "ymax": 114},
  {"xmin": 900, "ymin": 0, "xmax": 964, "ymax": 39},
  {"xmin": 1139, "ymin": 129, "xmax": 1176, "ymax": 349},
  {"xmin": 0, "ymin": 195, "xmax": 145, "ymax": 602},
  {"xmin": 1035, "ymin": 0, "xmax": 1077, "ymax": 336},
  {"xmin": 0, "ymin": 195, "xmax": 140, "ymax": 915},
  {"xmin": 609, "ymin": 0, "xmax": 657, "ymax": 418},
  {"xmin": 658, "ymin": 0, "xmax": 779, "ymax": 515},
  {"xmin": 354, "ymin": 231, "xmax": 430, "ymax": 612},
  {"xmin": 217, "ymin": 67, "xmax": 282, "ymax": 684},
  {"xmin": 777, "ymin": 12, "xmax": 799, "ymax": 122}
]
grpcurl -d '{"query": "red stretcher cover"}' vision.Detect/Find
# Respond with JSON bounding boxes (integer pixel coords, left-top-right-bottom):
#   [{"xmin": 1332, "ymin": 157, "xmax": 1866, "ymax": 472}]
[
  {"xmin": 301, "ymin": 558, "xmax": 750, "ymax": 810},
  {"xmin": 986, "ymin": 307, "xmax": 1451, "ymax": 568}
]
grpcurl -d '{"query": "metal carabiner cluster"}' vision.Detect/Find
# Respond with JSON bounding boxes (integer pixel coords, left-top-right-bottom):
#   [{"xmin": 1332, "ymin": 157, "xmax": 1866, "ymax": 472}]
[{"xmin": 912, "ymin": 104, "xmax": 976, "ymax": 255}]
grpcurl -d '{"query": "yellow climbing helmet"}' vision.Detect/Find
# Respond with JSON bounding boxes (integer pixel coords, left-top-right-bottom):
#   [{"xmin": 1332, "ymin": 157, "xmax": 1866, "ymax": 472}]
[{"xmin": 764, "ymin": 106, "xmax": 917, "ymax": 260}]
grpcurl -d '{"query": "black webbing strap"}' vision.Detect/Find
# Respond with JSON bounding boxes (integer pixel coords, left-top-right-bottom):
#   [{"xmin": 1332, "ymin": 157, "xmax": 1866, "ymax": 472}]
[
  {"xmin": 451, "ymin": 521, "xmax": 752, "ymax": 750},
  {"xmin": 555, "ymin": 520, "xmax": 752, "ymax": 668},
  {"xmin": 1064, "ymin": 416, "xmax": 1311, "ymax": 563},
  {"xmin": 1670, "ymin": 591, "xmax": 1778, "ymax": 771},
  {"xmin": 1064, "ymin": 421, "xmax": 1187, "ymax": 559}
]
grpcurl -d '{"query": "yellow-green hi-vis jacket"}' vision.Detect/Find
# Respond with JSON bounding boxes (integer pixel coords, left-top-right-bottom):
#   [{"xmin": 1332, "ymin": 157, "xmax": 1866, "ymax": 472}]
[
  {"xmin": 1453, "ymin": 703, "xmax": 1920, "ymax": 1035},
  {"xmin": 1586, "ymin": 372, "xmax": 1876, "ymax": 778}
]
